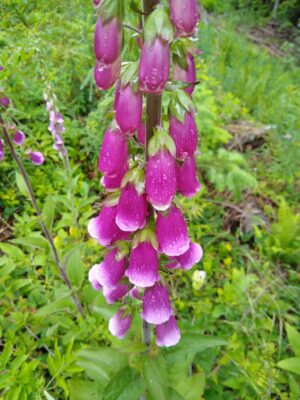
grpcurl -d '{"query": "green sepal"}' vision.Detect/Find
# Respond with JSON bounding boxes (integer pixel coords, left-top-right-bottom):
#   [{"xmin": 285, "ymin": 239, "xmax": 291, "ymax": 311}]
[
  {"xmin": 98, "ymin": 0, "xmax": 124, "ymax": 22},
  {"xmin": 132, "ymin": 227, "xmax": 158, "ymax": 250},
  {"xmin": 171, "ymin": 38, "xmax": 196, "ymax": 70},
  {"xmin": 121, "ymin": 167, "xmax": 145, "ymax": 194},
  {"xmin": 114, "ymin": 240, "xmax": 130, "ymax": 261},
  {"xmin": 121, "ymin": 62, "xmax": 139, "ymax": 88},
  {"xmin": 144, "ymin": 7, "xmax": 174, "ymax": 44},
  {"xmin": 169, "ymin": 89, "xmax": 194, "ymax": 122},
  {"xmin": 103, "ymin": 191, "xmax": 120, "ymax": 207},
  {"xmin": 148, "ymin": 127, "xmax": 176, "ymax": 157}
]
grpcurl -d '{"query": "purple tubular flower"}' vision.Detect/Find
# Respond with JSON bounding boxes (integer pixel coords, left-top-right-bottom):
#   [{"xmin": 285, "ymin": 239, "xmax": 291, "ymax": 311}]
[
  {"xmin": 156, "ymin": 205, "xmax": 190, "ymax": 256},
  {"xmin": 169, "ymin": 111, "xmax": 198, "ymax": 159},
  {"xmin": 116, "ymin": 184, "xmax": 148, "ymax": 232},
  {"xmin": 98, "ymin": 127, "xmax": 128, "ymax": 177},
  {"xmin": 101, "ymin": 163, "xmax": 128, "ymax": 191},
  {"xmin": 103, "ymin": 283, "xmax": 129, "ymax": 304},
  {"xmin": 29, "ymin": 151, "xmax": 44, "ymax": 166},
  {"xmin": 176, "ymin": 156, "xmax": 201, "ymax": 198},
  {"xmin": 0, "ymin": 139, "xmax": 4, "ymax": 161},
  {"xmin": 126, "ymin": 242, "xmax": 159, "ymax": 288},
  {"xmin": 142, "ymin": 283, "xmax": 172, "ymax": 325},
  {"xmin": 96, "ymin": 248, "xmax": 127, "ymax": 287},
  {"xmin": 13, "ymin": 131, "xmax": 26, "ymax": 146},
  {"xmin": 93, "ymin": 0, "xmax": 101, "ymax": 7},
  {"xmin": 115, "ymin": 84, "xmax": 142, "ymax": 134},
  {"xmin": 170, "ymin": 0, "xmax": 200, "ymax": 37},
  {"xmin": 169, "ymin": 242, "xmax": 203, "ymax": 271},
  {"xmin": 109, "ymin": 309, "xmax": 132, "ymax": 339},
  {"xmin": 89, "ymin": 264, "xmax": 102, "ymax": 290},
  {"xmin": 146, "ymin": 150, "xmax": 176, "ymax": 211},
  {"xmin": 88, "ymin": 205, "xmax": 128, "ymax": 246},
  {"xmin": 0, "ymin": 97, "xmax": 10, "ymax": 107},
  {"xmin": 94, "ymin": 17, "xmax": 122, "ymax": 64},
  {"xmin": 137, "ymin": 122, "xmax": 146, "ymax": 145},
  {"xmin": 94, "ymin": 58, "xmax": 121, "ymax": 90},
  {"xmin": 173, "ymin": 53, "xmax": 196, "ymax": 96},
  {"xmin": 139, "ymin": 37, "xmax": 170, "ymax": 94},
  {"xmin": 156, "ymin": 316, "xmax": 181, "ymax": 347}
]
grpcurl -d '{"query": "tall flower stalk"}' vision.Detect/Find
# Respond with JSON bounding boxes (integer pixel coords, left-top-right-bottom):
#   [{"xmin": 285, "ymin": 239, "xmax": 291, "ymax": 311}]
[{"xmin": 88, "ymin": 0, "xmax": 202, "ymax": 348}]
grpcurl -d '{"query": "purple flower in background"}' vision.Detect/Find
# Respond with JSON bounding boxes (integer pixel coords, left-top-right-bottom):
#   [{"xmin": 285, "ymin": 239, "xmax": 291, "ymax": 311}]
[
  {"xmin": 94, "ymin": 58, "xmax": 121, "ymax": 90},
  {"xmin": 103, "ymin": 283, "xmax": 129, "ymax": 304},
  {"xmin": 0, "ymin": 139, "xmax": 4, "ymax": 161},
  {"xmin": 98, "ymin": 127, "xmax": 128, "ymax": 177},
  {"xmin": 170, "ymin": 0, "xmax": 200, "ymax": 37},
  {"xmin": 13, "ymin": 131, "xmax": 26, "ymax": 146},
  {"xmin": 142, "ymin": 283, "xmax": 172, "ymax": 325},
  {"xmin": 156, "ymin": 205, "xmax": 190, "ymax": 256},
  {"xmin": 109, "ymin": 309, "xmax": 132, "ymax": 339},
  {"xmin": 169, "ymin": 111, "xmax": 198, "ymax": 159},
  {"xmin": 95, "ymin": 248, "xmax": 127, "ymax": 288},
  {"xmin": 139, "ymin": 37, "xmax": 170, "ymax": 94},
  {"xmin": 116, "ymin": 184, "xmax": 148, "ymax": 232},
  {"xmin": 115, "ymin": 84, "xmax": 142, "ymax": 134},
  {"xmin": 146, "ymin": 149, "xmax": 176, "ymax": 211},
  {"xmin": 29, "ymin": 151, "xmax": 44, "ymax": 166},
  {"xmin": 93, "ymin": 0, "xmax": 101, "ymax": 7},
  {"xmin": 88, "ymin": 205, "xmax": 128, "ymax": 246},
  {"xmin": 88, "ymin": 264, "xmax": 102, "ymax": 290},
  {"xmin": 176, "ymin": 156, "xmax": 201, "ymax": 198},
  {"xmin": 156, "ymin": 316, "xmax": 181, "ymax": 347},
  {"xmin": 0, "ymin": 97, "xmax": 10, "ymax": 108},
  {"xmin": 94, "ymin": 17, "xmax": 122, "ymax": 65},
  {"xmin": 126, "ymin": 242, "xmax": 159, "ymax": 288},
  {"xmin": 173, "ymin": 53, "xmax": 196, "ymax": 96}
]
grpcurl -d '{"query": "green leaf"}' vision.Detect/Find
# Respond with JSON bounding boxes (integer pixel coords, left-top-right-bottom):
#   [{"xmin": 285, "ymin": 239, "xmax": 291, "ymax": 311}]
[
  {"xmin": 277, "ymin": 358, "xmax": 300, "ymax": 376},
  {"xmin": 68, "ymin": 379, "xmax": 102, "ymax": 400},
  {"xmin": 44, "ymin": 390, "xmax": 57, "ymax": 400},
  {"xmin": 0, "ymin": 243, "xmax": 24, "ymax": 260},
  {"xmin": 144, "ymin": 8, "xmax": 174, "ymax": 43},
  {"xmin": 143, "ymin": 356, "xmax": 167, "ymax": 400},
  {"xmin": 103, "ymin": 367, "xmax": 145, "ymax": 400},
  {"xmin": 286, "ymin": 323, "xmax": 300, "ymax": 357},
  {"xmin": 148, "ymin": 133, "xmax": 161, "ymax": 157},
  {"xmin": 42, "ymin": 195, "xmax": 55, "ymax": 231},
  {"xmin": 11, "ymin": 236, "xmax": 49, "ymax": 251},
  {"xmin": 66, "ymin": 249, "xmax": 85, "ymax": 288},
  {"xmin": 15, "ymin": 171, "xmax": 29, "ymax": 197},
  {"xmin": 0, "ymin": 342, "xmax": 12, "ymax": 369},
  {"xmin": 175, "ymin": 372, "xmax": 206, "ymax": 400},
  {"xmin": 121, "ymin": 62, "xmax": 139, "ymax": 87}
]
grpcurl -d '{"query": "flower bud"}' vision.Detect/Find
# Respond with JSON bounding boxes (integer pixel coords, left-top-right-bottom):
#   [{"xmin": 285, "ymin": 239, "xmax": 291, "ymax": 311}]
[
  {"xmin": 156, "ymin": 205, "xmax": 190, "ymax": 256},
  {"xmin": 146, "ymin": 150, "xmax": 176, "ymax": 211},
  {"xmin": 93, "ymin": 0, "xmax": 101, "ymax": 7},
  {"xmin": 116, "ymin": 184, "xmax": 148, "ymax": 232},
  {"xmin": 169, "ymin": 111, "xmax": 198, "ymax": 159},
  {"xmin": 156, "ymin": 316, "xmax": 181, "ymax": 347},
  {"xmin": 98, "ymin": 127, "xmax": 128, "ymax": 177},
  {"xmin": 103, "ymin": 283, "xmax": 129, "ymax": 304},
  {"xmin": 142, "ymin": 283, "xmax": 172, "ymax": 325},
  {"xmin": 167, "ymin": 242, "xmax": 203, "ymax": 270},
  {"xmin": 89, "ymin": 264, "xmax": 102, "ymax": 290},
  {"xmin": 88, "ymin": 205, "xmax": 129, "ymax": 246},
  {"xmin": 0, "ymin": 97, "xmax": 10, "ymax": 108},
  {"xmin": 170, "ymin": 0, "xmax": 200, "ymax": 37},
  {"xmin": 109, "ymin": 309, "xmax": 132, "ymax": 339},
  {"xmin": 126, "ymin": 242, "xmax": 159, "ymax": 288},
  {"xmin": 13, "ymin": 130, "xmax": 26, "ymax": 146},
  {"xmin": 173, "ymin": 53, "xmax": 196, "ymax": 96},
  {"xmin": 139, "ymin": 37, "xmax": 170, "ymax": 94},
  {"xmin": 95, "ymin": 248, "xmax": 127, "ymax": 288},
  {"xmin": 94, "ymin": 17, "xmax": 122, "ymax": 64},
  {"xmin": 0, "ymin": 139, "xmax": 4, "ymax": 161},
  {"xmin": 29, "ymin": 151, "xmax": 44, "ymax": 166},
  {"xmin": 94, "ymin": 58, "xmax": 121, "ymax": 90},
  {"xmin": 115, "ymin": 84, "xmax": 142, "ymax": 134},
  {"xmin": 176, "ymin": 156, "xmax": 200, "ymax": 198}
]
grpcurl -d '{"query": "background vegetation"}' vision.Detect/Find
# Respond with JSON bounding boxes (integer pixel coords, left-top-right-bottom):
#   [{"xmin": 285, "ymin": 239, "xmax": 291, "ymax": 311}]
[{"xmin": 0, "ymin": 0, "xmax": 299, "ymax": 399}]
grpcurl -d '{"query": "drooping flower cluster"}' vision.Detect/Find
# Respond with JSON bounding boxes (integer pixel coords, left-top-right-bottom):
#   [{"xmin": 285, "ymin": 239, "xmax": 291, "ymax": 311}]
[{"xmin": 88, "ymin": 0, "xmax": 202, "ymax": 347}]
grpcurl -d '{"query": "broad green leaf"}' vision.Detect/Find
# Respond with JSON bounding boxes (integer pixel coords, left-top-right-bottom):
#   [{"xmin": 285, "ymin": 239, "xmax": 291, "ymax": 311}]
[
  {"xmin": 143, "ymin": 356, "xmax": 167, "ymax": 400},
  {"xmin": 66, "ymin": 249, "xmax": 85, "ymax": 288},
  {"xmin": 0, "ymin": 342, "xmax": 12, "ymax": 369},
  {"xmin": 0, "ymin": 243, "xmax": 24, "ymax": 259},
  {"xmin": 277, "ymin": 358, "xmax": 300, "ymax": 376},
  {"xmin": 36, "ymin": 297, "xmax": 74, "ymax": 317},
  {"xmin": 286, "ymin": 323, "xmax": 300, "ymax": 356},
  {"xmin": 167, "ymin": 387, "xmax": 185, "ymax": 400},
  {"xmin": 103, "ymin": 367, "xmax": 145, "ymax": 400},
  {"xmin": 42, "ymin": 195, "xmax": 55, "ymax": 231},
  {"xmin": 68, "ymin": 379, "xmax": 102, "ymax": 400},
  {"xmin": 15, "ymin": 171, "xmax": 29, "ymax": 197},
  {"xmin": 175, "ymin": 372, "xmax": 206, "ymax": 400},
  {"xmin": 11, "ymin": 236, "xmax": 49, "ymax": 251}
]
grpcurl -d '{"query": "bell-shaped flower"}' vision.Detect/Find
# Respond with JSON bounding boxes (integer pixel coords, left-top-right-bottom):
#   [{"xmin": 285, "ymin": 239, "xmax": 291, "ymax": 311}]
[
  {"xmin": 103, "ymin": 283, "xmax": 129, "ymax": 304},
  {"xmin": 173, "ymin": 53, "xmax": 196, "ymax": 96},
  {"xmin": 0, "ymin": 139, "xmax": 4, "ymax": 161},
  {"xmin": 168, "ymin": 242, "xmax": 203, "ymax": 271},
  {"xmin": 88, "ymin": 205, "xmax": 128, "ymax": 246},
  {"xmin": 98, "ymin": 127, "xmax": 128, "ymax": 177},
  {"xmin": 0, "ymin": 97, "xmax": 10, "ymax": 108},
  {"xmin": 137, "ymin": 122, "xmax": 146, "ymax": 145},
  {"xmin": 94, "ymin": 17, "xmax": 122, "ymax": 64},
  {"xmin": 156, "ymin": 205, "xmax": 190, "ymax": 256},
  {"xmin": 139, "ymin": 37, "xmax": 170, "ymax": 94},
  {"xmin": 101, "ymin": 163, "xmax": 128, "ymax": 191},
  {"xmin": 176, "ymin": 156, "xmax": 200, "ymax": 198},
  {"xmin": 29, "ymin": 151, "xmax": 44, "ymax": 166},
  {"xmin": 146, "ymin": 150, "xmax": 176, "ymax": 211},
  {"xmin": 156, "ymin": 316, "xmax": 181, "ymax": 347},
  {"xmin": 116, "ymin": 184, "xmax": 148, "ymax": 232},
  {"xmin": 169, "ymin": 111, "xmax": 198, "ymax": 159},
  {"xmin": 170, "ymin": 0, "xmax": 200, "ymax": 37},
  {"xmin": 115, "ymin": 84, "xmax": 142, "ymax": 134},
  {"xmin": 126, "ymin": 242, "xmax": 159, "ymax": 288},
  {"xmin": 94, "ymin": 58, "xmax": 121, "ymax": 90},
  {"xmin": 96, "ymin": 248, "xmax": 127, "ymax": 288},
  {"xmin": 109, "ymin": 309, "xmax": 132, "ymax": 339},
  {"xmin": 88, "ymin": 264, "xmax": 102, "ymax": 290},
  {"xmin": 142, "ymin": 283, "xmax": 172, "ymax": 324},
  {"xmin": 13, "ymin": 130, "xmax": 26, "ymax": 146}
]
